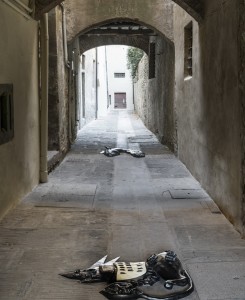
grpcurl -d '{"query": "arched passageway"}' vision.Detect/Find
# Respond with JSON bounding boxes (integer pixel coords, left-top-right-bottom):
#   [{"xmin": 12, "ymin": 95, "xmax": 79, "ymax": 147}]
[
  {"xmin": 76, "ymin": 18, "xmax": 175, "ymax": 150},
  {"xmin": 79, "ymin": 20, "xmax": 155, "ymax": 54}
]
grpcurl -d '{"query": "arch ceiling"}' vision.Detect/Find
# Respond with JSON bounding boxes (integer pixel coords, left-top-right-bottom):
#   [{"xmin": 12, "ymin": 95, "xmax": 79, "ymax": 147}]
[
  {"xmin": 35, "ymin": 0, "xmax": 203, "ymax": 23},
  {"xmin": 79, "ymin": 21, "xmax": 154, "ymax": 54}
]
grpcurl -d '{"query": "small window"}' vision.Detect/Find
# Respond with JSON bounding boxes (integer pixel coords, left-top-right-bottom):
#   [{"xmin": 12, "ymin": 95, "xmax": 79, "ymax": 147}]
[
  {"xmin": 184, "ymin": 22, "xmax": 193, "ymax": 79},
  {"xmin": 149, "ymin": 42, "xmax": 156, "ymax": 79},
  {"xmin": 82, "ymin": 55, "xmax": 85, "ymax": 69},
  {"xmin": 0, "ymin": 84, "xmax": 14, "ymax": 145},
  {"xmin": 114, "ymin": 73, "xmax": 125, "ymax": 78}
]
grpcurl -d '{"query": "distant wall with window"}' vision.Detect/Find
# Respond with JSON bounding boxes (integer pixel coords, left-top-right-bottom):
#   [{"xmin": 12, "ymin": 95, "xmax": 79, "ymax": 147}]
[{"xmin": 107, "ymin": 46, "xmax": 134, "ymax": 111}]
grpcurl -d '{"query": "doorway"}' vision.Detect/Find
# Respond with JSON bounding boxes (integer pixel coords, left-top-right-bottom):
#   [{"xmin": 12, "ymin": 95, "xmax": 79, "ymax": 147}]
[{"xmin": 114, "ymin": 92, "xmax": 127, "ymax": 109}]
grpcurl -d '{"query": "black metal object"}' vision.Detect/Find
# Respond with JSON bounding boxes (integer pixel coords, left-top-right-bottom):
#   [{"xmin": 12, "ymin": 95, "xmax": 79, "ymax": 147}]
[
  {"xmin": 100, "ymin": 147, "xmax": 145, "ymax": 158},
  {"xmin": 60, "ymin": 251, "xmax": 194, "ymax": 300}
]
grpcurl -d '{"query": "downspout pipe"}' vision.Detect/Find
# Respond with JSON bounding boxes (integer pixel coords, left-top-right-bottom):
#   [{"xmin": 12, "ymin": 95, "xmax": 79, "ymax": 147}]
[
  {"xmin": 40, "ymin": 13, "xmax": 49, "ymax": 183},
  {"xmin": 95, "ymin": 48, "xmax": 98, "ymax": 119},
  {"xmin": 105, "ymin": 46, "xmax": 109, "ymax": 109}
]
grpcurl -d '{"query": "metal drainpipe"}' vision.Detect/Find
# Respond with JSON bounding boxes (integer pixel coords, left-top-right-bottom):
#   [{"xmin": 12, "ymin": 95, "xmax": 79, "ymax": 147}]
[
  {"xmin": 105, "ymin": 46, "xmax": 109, "ymax": 109},
  {"xmin": 95, "ymin": 48, "xmax": 98, "ymax": 119},
  {"xmin": 40, "ymin": 13, "xmax": 49, "ymax": 183}
]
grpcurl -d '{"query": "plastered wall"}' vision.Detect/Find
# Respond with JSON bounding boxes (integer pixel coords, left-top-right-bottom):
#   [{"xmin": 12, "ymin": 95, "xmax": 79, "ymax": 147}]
[
  {"xmin": 81, "ymin": 48, "xmax": 97, "ymax": 124},
  {"xmin": 174, "ymin": 1, "xmax": 242, "ymax": 233},
  {"xmin": 0, "ymin": 3, "xmax": 39, "ymax": 218},
  {"xmin": 107, "ymin": 46, "xmax": 134, "ymax": 112}
]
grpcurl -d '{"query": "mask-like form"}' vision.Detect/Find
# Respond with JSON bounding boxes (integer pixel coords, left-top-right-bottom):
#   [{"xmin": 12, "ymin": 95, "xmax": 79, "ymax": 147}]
[{"xmin": 60, "ymin": 250, "xmax": 194, "ymax": 300}]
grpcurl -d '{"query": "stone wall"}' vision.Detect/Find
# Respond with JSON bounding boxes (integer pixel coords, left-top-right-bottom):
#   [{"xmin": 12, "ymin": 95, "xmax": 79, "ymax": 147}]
[
  {"xmin": 48, "ymin": 7, "xmax": 69, "ymax": 154},
  {"xmin": 35, "ymin": 0, "xmax": 203, "ymax": 24},
  {"xmin": 0, "ymin": 3, "xmax": 39, "ymax": 219},
  {"xmin": 239, "ymin": 0, "xmax": 245, "ymax": 236},
  {"xmin": 134, "ymin": 54, "xmax": 149, "ymax": 127},
  {"xmin": 174, "ymin": 1, "xmax": 243, "ymax": 233},
  {"xmin": 79, "ymin": 35, "xmax": 149, "ymax": 57},
  {"xmin": 65, "ymin": 0, "xmax": 174, "ymax": 43},
  {"xmin": 48, "ymin": 8, "xmax": 60, "ymax": 150},
  {"xmin": 134, "ymin": 36, "xmax": 176, "ymax": 151}
]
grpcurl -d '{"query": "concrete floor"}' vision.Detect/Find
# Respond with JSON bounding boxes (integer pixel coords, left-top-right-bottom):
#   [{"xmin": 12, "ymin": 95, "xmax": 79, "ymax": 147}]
[{"xmin": 1, "ymin": 110, "xmax": 245, "ymax": 300}]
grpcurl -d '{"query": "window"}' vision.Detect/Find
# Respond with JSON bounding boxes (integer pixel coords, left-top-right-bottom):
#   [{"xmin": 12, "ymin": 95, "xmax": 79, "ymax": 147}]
[
  {"xmin": 0, "ymin": 84, "xmax": 14, "ymax": 145},
  {"xmin": 184, "ymin": 22, "xmax": 193, "ymax": 79},
  {"xmin": 114, "ymin": 73, "xmax": 125, "ymax": 78},
  {"xmin": 82, "ymin": 55, "xmax": 85, "ymax": 70},
  {"xmin": 149, "ymin": 42, "xmax": 156, "ymax": 79}
]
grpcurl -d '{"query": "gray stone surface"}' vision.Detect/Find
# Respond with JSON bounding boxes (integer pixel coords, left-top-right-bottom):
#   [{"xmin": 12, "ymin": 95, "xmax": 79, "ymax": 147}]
[
  {"xmin": 169, "ymin": 189, "xmax": 209, "ymax": 199},
  {"xmin": 0, "ymin": 111, "xmax": 245, "ymax": 300},
  {"xmin": 187, "ymin": 262, "xmax": 245, "ymax": 300}
]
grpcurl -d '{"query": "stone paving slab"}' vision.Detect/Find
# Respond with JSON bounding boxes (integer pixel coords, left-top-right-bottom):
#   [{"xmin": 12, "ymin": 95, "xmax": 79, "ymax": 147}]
[
  {"xmin": 174, "ymin": 224, "xmax": 245, "ymax": 251},
  {"xmin": 146, "ymin": 158, "xmax": 191, "ymax": 178},
  {"xmin": 187, "ymin": 261, "xmax": 245, "ymax": 300}
]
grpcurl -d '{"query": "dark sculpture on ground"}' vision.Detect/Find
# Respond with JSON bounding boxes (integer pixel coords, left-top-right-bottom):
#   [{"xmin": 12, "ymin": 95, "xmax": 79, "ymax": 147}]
[
  {"xmin": 60, "ymin": 251, "xmax": 194, "ymax": 300},
  {"xmin": 100, "ymin": 147, "xmax": 145, "ymax": 158}
]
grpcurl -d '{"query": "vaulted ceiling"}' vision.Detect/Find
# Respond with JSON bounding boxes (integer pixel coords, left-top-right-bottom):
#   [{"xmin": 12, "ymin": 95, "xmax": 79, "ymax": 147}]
[
  {"xmin": 35, "ymin": 0, "xmax": 203, "ymax": 21},
  {"xmin": 79, "ymin": 21, "xmax": 154, "ymax": 54}
]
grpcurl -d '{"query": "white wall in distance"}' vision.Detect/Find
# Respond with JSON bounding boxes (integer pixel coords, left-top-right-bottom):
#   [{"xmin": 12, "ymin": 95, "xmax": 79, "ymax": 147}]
[{"xmin": 107, "ymin": 45, "xmax": 134, "ymax": 111}]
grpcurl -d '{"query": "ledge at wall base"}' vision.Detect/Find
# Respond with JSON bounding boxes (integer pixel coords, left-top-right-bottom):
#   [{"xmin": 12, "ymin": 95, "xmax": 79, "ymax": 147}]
[{"xmin": 40, "ymin": 170, "xmax": 48, "ymax": 183}]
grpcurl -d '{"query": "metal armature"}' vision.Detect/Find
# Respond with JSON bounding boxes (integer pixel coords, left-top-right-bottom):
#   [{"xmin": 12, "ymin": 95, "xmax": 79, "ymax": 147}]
[{"xmin": 60, "ymin": 251, "xmax": 194, "ymax": 300}]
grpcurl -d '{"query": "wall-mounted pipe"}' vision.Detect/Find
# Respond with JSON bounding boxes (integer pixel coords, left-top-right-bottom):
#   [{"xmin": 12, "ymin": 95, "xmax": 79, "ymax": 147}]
[
  {"xmin": 105, "ymin": 46, "xmax": 109, "ymax": 109},
  {"xmin": 95, "ymin": 48, "xmax": 98, "ymax": 119},
  {"xmin": 40, "ymin": 13, "xmax": 49, "ymax": 183},
  {"xmin": 1, "ymin": 0, "xmax": 31, "ymax": 19}
]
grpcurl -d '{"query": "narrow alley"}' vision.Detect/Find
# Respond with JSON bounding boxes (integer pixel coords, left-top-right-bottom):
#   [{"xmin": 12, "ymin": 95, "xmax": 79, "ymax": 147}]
[{"xmin": 1, "ymin": 111, "xmax": 245, "ymax": 300}]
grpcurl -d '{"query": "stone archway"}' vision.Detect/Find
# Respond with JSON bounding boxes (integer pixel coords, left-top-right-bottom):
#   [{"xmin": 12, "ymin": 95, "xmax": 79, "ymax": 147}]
[
  {"xmin": 78, "ymin": 19, "xmax": 159, "ymax": 54},
  {"xmin": 76, "ymin": 16, "xmax": 176, "ymax": 150},
  {"xmin": 79, "ymin": 35, "xmax": 149, "ymax": 55},
  {"xmin": 35, "ymin": 0, "xmax": 203, "ymax": 24}
]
